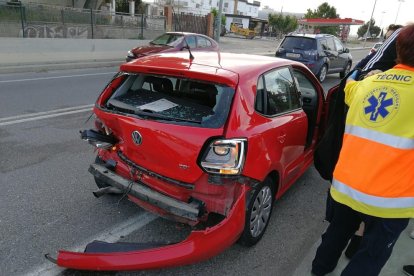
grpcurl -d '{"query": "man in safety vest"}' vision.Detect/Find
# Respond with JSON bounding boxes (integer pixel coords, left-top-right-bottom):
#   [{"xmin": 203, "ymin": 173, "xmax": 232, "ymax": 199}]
[{"xmin": 311, "ymin": 24, "xmax": 414, "ymax": 276}]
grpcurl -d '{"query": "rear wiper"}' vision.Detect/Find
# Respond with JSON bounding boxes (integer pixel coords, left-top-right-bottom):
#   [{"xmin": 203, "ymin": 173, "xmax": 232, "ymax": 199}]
[
  {"xmin": 106, "ymin": 99, "xmax": 137, "ymax": 115},
  {"xmin": 134, "ymin": 109, "xmax": 201, "ymax": 124}
]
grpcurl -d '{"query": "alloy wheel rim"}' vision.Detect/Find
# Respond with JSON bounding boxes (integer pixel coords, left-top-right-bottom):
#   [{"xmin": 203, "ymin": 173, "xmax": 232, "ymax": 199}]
[
  {"xmin": 249, "ymin": 186, "xmax": 273, "ymax": 237},
  {"xmin": 345, "ymin": 63, "xmax": 351, "ymax": 75},
  {"xmin": 320, "ymin": 66, "xmax": 327, "ymax": 82}
]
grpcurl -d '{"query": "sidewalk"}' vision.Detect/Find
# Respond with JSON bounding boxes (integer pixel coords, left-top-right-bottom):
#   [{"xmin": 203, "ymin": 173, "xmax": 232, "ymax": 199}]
[{"xmin": 292, "ymin": 219, "xmax": 414, "ymax": 276}]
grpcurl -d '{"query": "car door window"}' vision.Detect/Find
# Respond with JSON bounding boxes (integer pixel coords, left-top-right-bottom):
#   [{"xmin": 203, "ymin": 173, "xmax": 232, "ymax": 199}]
[
  {"xmin": 186, "ymin": 36, "xmax": 196, "ymax": 49},
  {"xmin": 319, "ymin": 39, "xmax": 328, "ymax": 51},
  {"xmin": 334, "ymin": 38, "xmax": 344, "ymax": 52},
  {"xmin": 326, "ymin": 38, "xmax": 335, "ymax": 51},
  {"xmin": 196, "ymin": 36, "xmax": 212, "ymax": 48},
  {"xmin": 293, "ymin": 70, "xmax": 318, "ymax": 109},
  {"xmin": 257, "ymin": 67, "xmax": 300, "ymax": 116},
  {"xmin": 255, "ymin": 76, "xmax": 266, "ymax": 113}
]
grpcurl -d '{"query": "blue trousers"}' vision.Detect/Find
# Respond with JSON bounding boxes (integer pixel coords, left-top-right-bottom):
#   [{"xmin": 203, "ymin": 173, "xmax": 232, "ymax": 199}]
[{"xmin": 312, "ymin": 199, "xmax": 409, "ymax": 276}]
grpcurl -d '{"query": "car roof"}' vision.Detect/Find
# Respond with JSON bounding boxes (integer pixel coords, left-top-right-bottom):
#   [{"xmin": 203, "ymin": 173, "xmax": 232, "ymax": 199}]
[
  {"xmin": 165, "ymin": 32, "xmax": 208, "ymax": 37},
  {"xmin": 120, "ymin": 51, "xmax": 304, "ymax": 87},
  {"xmin": 286, "ymin": 33, "xmax": 335, "ymax": 39}
]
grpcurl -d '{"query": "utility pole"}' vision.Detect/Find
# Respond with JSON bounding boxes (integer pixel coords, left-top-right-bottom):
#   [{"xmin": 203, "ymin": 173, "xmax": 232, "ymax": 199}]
[
  {"xmin": 363, "ymin": 0, "xmax": 377, "ymax": 48},
  {"xmin": 395, "ymin": 0, "xmax": 404, "ymax": 24},
  {"xmin": 214, "ymin": 0, "xmax": 224, "ymax": 42}
]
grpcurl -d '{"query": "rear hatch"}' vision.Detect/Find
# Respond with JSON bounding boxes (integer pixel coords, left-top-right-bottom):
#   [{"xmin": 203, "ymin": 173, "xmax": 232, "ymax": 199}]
[
  {"xmin": 276, "ymin": 36, "xmax": 318, "ymax": 63},
  {"xmin": 96, "ymin": 73, "xmax": 236, "ymax": 183}
]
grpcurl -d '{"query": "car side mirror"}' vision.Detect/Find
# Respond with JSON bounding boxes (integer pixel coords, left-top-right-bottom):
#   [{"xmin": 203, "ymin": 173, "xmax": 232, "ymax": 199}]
[{"xmin": 344, "ymin": 48, "xmax": 349, "ymax": 53}]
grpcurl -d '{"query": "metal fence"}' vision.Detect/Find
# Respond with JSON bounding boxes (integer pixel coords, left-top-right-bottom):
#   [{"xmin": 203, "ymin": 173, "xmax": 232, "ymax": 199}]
[{"xmin": 0, "ymin": 1, "xmax": 165, "ymax": 39}]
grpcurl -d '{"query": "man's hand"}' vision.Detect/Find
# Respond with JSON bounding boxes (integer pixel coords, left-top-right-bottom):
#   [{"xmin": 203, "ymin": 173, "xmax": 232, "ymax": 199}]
[{"xmin": 346, "ymin": 70, "xmax": 359, "ymax": 84}]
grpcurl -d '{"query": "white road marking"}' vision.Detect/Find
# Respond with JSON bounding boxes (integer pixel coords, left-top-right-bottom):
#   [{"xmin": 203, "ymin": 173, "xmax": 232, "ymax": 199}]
[
  {"xmin": 0, "ymin": 105, "xmax": 94, "ymax": 122},
  {"xmin": 24, "ymin": 212, "xmax": 157, "ymax": 276},
  {"xmin": 0, "ymin": 72, "xmax": 115, "ymax": 84},
  {"xmin": 0, "ymin": 105, "xmax": 94, "ymax": 126}
]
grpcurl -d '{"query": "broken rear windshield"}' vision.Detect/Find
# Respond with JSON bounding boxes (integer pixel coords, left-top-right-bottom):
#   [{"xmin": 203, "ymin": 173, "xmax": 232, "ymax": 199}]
[{"xmin": 104, "ymin": 73, "xmax": 235, "ymax": 128}]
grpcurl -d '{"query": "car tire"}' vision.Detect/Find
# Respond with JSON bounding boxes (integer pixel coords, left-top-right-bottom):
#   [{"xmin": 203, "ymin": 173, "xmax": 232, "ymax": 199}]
[
  {"xmin": 94, "ymin": 155, "xmax": 110, "ymax": 189},
  {"xmin": 238, "ymin": 177, "xmax": 274, "ymax": 247},
  {"xmin": 318, "ymin": 64, "xmax": 328, "ymax": 82},
  {"xmin": 340, "ymin": 62, "xmax": 352, "ymax": 79}
]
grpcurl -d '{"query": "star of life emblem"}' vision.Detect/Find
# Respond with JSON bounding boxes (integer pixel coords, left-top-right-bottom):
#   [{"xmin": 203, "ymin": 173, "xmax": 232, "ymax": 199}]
[{"xmin": 360, "ymin": 86, "xmax": 400, "ymax": 127}]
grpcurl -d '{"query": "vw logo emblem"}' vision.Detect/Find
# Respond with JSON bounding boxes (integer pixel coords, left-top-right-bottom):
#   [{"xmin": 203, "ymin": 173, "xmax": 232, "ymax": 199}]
[{"xmin": 131, "ymin": 131, "xmax": 142, "ymax": 145}]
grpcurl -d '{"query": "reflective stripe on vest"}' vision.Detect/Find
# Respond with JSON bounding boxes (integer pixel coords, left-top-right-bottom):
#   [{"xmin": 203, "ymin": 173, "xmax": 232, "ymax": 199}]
[
  {"xmin": 330, "ymin": 184, "xmax": 414, "ymax": 218},
  {"xmin": 345, "ymin": 125, "xmax": 414, "ymax": 149},
  {"xmin": 332, "ymin": 178, "xmax": 414, "ymax": 208}
]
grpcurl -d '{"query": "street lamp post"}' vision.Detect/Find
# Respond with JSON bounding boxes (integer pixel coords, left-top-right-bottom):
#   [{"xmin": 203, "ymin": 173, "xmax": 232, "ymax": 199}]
[
  {"xmin": 363, "ymin": 0, "xmax": 377, "ymax": 47},
  {"xmin": 214, "ymin": 0, "xmax": 224, "ymax": 42},
  {"xmin": 395, "ymin": 0, "xmax": 404, "ymax": 24},
  {"xmin": 380, "ymin": 11, "xmax": 386, "ymax": 29}
]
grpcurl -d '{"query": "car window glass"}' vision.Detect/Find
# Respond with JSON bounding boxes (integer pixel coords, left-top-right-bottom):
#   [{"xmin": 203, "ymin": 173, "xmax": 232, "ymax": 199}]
[
  {"xmin": 280, "ymin": 37, "xmax": 316, "ymax": 50},
  {"xmin": 326, "ymin": 38, "xmax": 335, "ymax": 51},
  {"xmin": 320, "ymin": 39, "xmax": 328, "ymax": 50},
  {"xmin": 293, "ymin": 70, "xmax": 318, "ymax": 104},
  {"xmin": 151, "ymin": 33, "xmax": 183, "ymax": 46},
  {"xmin": 186, "ymin": 36, "xmax": 197, "ymax": 49},
  {"xmin": 262, "ymin": 67, "xmax": 300, "ymax": 116},
  {"xmin": 255, "ymin": 76, "xmax": 265, "ymax": 113},
  {"xmin": 106, "ymin": 74, "xmax": 235, "ymax": 128},
  {"xmin": 197, "ymin": 36, "xmax": 211, "ymax": 48},
  {"xmin": 334, "ymin": 38, "xmax": 344, "ymax": 52}
]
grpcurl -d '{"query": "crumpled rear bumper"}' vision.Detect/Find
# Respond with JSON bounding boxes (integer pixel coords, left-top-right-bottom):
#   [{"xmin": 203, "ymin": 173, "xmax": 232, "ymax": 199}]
[{"xmin": 50, "ymin": 185, "xmax": 247, "ymax": 271}]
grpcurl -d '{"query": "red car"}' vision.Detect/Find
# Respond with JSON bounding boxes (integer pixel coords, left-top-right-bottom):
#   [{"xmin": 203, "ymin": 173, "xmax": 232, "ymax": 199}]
[
  {"xmin": 48, "ymin": 51, "xmax": 334, "ymax": 271},
  {"xmin": 126, "ymin": 32, "xmax": 219, "ymax": 62}
]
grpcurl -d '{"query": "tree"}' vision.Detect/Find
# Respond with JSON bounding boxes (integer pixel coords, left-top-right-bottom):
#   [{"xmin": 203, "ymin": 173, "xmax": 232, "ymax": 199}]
[
  {"xmin": 357, "ymin": 19, "xmax": 381, "ymax": 38},
  {"xmin": 268, "ymin": 13, "xmax": 298, "ymax": 37},
  {"xmin": 304, "ymin": 2, "xmax": 339, "ymax": 35}
]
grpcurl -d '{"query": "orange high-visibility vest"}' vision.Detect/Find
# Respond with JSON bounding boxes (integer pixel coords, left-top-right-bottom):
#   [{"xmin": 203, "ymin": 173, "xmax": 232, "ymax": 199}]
[{"xmin": 331, "ymin": 64, "xmax": 414, "ymax": 218}]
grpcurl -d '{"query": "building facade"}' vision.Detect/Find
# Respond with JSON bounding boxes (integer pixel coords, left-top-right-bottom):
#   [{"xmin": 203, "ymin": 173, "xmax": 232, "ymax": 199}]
[{"xmin": 152, "ymin": 0, "xmax": 260, "ymax": 17}]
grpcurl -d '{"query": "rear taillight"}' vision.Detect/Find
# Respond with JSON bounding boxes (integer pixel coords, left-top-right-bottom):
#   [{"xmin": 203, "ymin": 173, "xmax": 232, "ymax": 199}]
[
  {"xmin": 200, "ymin": 138, "xmax": 247, "ymax": 175},
  {"xmin": 305, "ymin": 50, "xmax": 319, "ymax": 61}
]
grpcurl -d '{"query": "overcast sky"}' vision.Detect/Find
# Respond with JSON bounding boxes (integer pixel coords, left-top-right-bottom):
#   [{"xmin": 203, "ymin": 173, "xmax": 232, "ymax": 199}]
[{"xmin": 260, "ymin": 0, "xmax": 413, "ymax": 30}]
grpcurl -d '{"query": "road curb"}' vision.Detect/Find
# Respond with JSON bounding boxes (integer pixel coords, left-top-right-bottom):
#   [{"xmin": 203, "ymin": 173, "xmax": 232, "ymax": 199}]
[{"xmin": 0, "ymin": 60, "xmax": 123, "ymax": 74}]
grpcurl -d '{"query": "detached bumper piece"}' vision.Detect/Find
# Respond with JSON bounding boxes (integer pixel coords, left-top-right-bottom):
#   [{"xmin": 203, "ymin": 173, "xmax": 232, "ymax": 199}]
[
  {"xmin": 49, "ymin": 186, "xmax": 247, "ymax": 271},
  {"xmin": 89, "ymin": 164, "xmax": 201, "ymax": 221}
]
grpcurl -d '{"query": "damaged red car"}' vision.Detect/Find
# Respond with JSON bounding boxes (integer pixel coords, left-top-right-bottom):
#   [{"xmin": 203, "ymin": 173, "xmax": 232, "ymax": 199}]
[{"xmin": 48, "ymin": 50, "xmax": 332, "ymax": 271}]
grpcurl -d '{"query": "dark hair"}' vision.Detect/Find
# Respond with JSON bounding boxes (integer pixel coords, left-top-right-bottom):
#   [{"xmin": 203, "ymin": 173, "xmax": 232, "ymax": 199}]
[
  {"xmin": 396, "ymin": 24, "xmax": 414, "ymax": 67},
  {"xmin": 387, "ymin": 24, "xmax": 403, "ymax": 32}
]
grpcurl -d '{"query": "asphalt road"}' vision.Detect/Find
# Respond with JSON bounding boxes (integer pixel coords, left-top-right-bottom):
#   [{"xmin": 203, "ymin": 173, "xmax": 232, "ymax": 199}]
[{"xmin": 0, "ymin": 49, "xmax": 368, "ymax": 276}]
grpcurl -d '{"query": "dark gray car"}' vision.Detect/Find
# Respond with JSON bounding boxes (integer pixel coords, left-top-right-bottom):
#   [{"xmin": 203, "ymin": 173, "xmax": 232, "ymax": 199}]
[{"xmin": 275, "ymin": 34, "xmax": 352, "ymax": 82}]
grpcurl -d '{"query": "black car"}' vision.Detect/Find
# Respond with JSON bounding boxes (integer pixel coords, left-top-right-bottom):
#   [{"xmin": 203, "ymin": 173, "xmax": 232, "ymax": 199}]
[{"xmin": 275, "ymin": 34, "xmax": 352, "ymax": 82}]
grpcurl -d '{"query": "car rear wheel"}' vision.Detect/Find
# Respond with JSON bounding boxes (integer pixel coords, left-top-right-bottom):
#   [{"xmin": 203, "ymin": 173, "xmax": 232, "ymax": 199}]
[
  {"xmin": 238, "ymin": 178, "xmax": 274, "ymax": 246},
  {"xmin": 318, "ymin": 64, "xmax": 328, "ymax": 82},
  {"xmin": 340, "ymin": 62, "xmax": 352, "ymax": 79}
]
